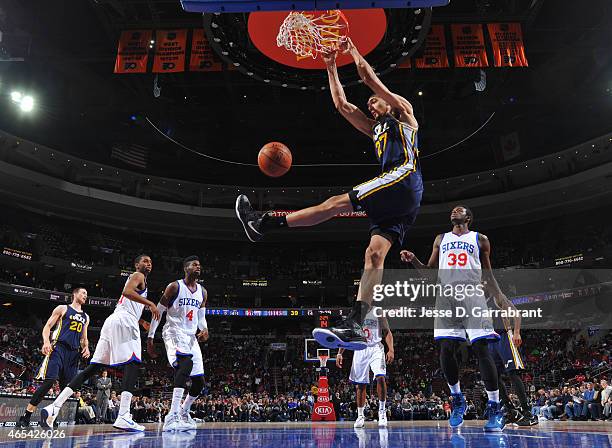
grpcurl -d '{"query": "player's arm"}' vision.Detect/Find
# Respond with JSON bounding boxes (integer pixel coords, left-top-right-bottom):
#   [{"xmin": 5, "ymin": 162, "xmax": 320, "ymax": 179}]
[
  {"xmin": 335, "ymin": 348, "xmax": 345, "ymax": 368},
  {"xmin": 381, "ymin": 317, "xmax": 394, "ymax": 364},
  {"xmin": 124, "ymin": 272, "xmax": 160, "ymax": 320},
  {"xmin": 492, "ymin": 289, "xmax": 521, "ymax": 341},
  {"xmin": 80, "ymin": 314, "xmax": 91, "ymax": 358},
  {"xmin": 341, "ymin": 38, "xmax": 418, "ymax": 129},
  {"xmin": 146, "ymin": 282, "xmax": 176, "ymax": 356},
  {"xmin": 41, "ymin": 305, "xmax": 66, "ymax": 356},
  {"xmin": 478, "ymin": 234, "xmax": 520, "ymax": 343},
  {"xmin": 197, "ymin": 288, "xmax": 209, "ymax": 342},
  {"xmin": 322, "ymin": 47, "xmax": 374, "ymax": 138},
  {"xmin": 401, "ymin": 234, "xmax": 442, "ymax": 271}
]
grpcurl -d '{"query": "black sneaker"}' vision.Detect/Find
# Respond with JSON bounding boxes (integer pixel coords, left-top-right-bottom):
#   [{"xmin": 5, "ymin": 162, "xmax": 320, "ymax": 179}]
[
  {"xmin": 503, "ymin": 407, "xmax": 520, "ymax": 425},
  {"xmin": 235, "ymin": 195, "xmax": 264, "ymax": 242},
  {"xmin": 515, "ymin": 409, "xmax": 538, "ymax": 426},
  {"xmin": 16, "ymin": 416, "xmax": 30, "ymax": 428},
  {"xmin": 312, "ymin": 318, "xmax": 367, "ymax": 351}
]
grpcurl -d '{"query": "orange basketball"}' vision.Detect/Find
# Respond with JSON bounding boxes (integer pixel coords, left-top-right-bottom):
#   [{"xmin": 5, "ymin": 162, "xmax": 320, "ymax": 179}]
[{"xmin": 258, "ymin": 142, "xmax": 292, "ymax": 177}]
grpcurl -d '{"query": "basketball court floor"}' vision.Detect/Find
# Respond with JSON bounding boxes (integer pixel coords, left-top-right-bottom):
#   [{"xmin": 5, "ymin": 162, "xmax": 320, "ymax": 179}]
[{"xmin": 1, "ymin": 421, "xmax": 611, "ymax": 447}]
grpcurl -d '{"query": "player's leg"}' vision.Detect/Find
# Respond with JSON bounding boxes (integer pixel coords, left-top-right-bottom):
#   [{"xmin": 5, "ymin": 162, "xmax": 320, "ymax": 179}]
[
  {"xmin": 349, "ymin": 349, "xmax": 369, "ymax": 428},
  {"xmin": 355, "ymin": 384, "xmax": 367, "ymax": 428},
  {"xmin": 375, "ymin": 376, "xmax": 388, "ymax": 426},
  {"xmin": 235, "ymin": 193, "xmax": 353, "ymax": 242},
  {"xmin": 438, "ymin": 337, "xmax": 468, "ymax": 428},
  {"xmin": 19, "ymin": 348, "xmax": 60, "ymax": 427},
  {"xmin": 471, "ymin": 339, "xmax": 506, "ymax": 432},
  {"xmin": 313, "ymin": 234, "xmax": 392, "ymax": 350},
  {"xmin": 164, "ymin": 355, "xmax": 193, "ymax": 431},
  {"xmin": 180, "ymin": 340, "xmax": 204, "ymax": 428}
]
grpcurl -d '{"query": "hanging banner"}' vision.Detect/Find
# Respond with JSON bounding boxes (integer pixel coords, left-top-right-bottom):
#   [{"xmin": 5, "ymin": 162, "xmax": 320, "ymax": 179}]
[
  {"xmin": 114, "ymin": 30, "xmax": 152, "ymax": 74},
  {"xmin": 190, "ymin": 29, "xmax": 222, "ymax": 72},
  {"xmin": 487, "ymin": 23, "xmax": 528, "ymax": 67},
  {"xmin": 153, "ymin": 29, "xmax": 187, "ymax": 73},
  {"xmin": 451, "ymin": 24, "xmax": 489, "ymax": 68},
  {"xmin": 415, "ymin": 25, "xmax": 449, "ymax": 69}
]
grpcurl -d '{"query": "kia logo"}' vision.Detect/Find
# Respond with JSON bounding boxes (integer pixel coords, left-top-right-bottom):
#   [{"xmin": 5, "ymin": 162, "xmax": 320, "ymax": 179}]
[
  {"xmin": 315, "ymin": 405, "xmax": 333, "ymax": 416},
  {"xmin": 318, "ymin": 396, "xmax": 330, "ymax": 403},
  {"xmin": 318, "ymin": 388, "xmax": 328, "ymax": 393}
]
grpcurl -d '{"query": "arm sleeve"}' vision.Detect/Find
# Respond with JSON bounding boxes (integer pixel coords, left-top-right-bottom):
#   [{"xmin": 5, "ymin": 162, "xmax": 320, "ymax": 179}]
[
  {"xmin": 147, "ymin": 302, "xmax": 167, "ymax": 338},
  {"xmin": 198, "ymin": 307, "xmax": 208, "ymax": 331}
]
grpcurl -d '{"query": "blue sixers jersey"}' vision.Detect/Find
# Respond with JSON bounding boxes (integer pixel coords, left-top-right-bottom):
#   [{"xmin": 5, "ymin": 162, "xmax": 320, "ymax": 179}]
[
  {"xmin": 52, "ymin": 305, "xmax": 88, "ymax": 350},
  {"xmin": 372, "ymin": 114, "xmax": 420, "ymax": 174}
]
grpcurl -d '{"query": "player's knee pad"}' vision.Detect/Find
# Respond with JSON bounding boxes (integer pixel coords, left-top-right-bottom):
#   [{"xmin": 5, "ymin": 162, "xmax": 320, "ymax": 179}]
[
  {"xmin": 190, "ymin": 375, "xmax": 204, "ymax": 396},
  {"xmin": 30, "ymin": 379, "xmax": 56, "ymax": 406},
  {"xmin": 175, "ymin": 356, "xmax": 193, "ymax": 388}
]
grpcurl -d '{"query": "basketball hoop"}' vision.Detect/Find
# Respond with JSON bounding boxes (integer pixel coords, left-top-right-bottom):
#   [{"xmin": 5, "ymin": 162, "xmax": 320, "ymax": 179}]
[
  {"xmin": 317, "ymin": 348, "xmax": 330, "ymax": 368},
  {"xmin": 276, "ymin": 10, "xmax": 349, "ymax": 60}
]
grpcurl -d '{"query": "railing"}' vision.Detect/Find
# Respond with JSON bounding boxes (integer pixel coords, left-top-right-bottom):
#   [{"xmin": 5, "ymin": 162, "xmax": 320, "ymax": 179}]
[{"xmin": 1, "ymin": 129, "xmax": 611, "ymax": 208}]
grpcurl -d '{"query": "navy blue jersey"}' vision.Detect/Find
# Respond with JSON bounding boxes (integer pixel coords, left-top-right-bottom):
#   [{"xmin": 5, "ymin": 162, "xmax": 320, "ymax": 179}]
[
  {"xmin": 372, "ymin": 114, "xmax": 420, "ymax": 174},
  {"xmin": 52, "ymin": 305, "xmax": 88, "ymax": 350}
]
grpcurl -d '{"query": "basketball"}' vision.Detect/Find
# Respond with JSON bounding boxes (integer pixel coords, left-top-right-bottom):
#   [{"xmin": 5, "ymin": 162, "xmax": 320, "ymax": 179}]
[{"xmin": 258, "ymin": 142, "xmax": 293, "ymax": 177}]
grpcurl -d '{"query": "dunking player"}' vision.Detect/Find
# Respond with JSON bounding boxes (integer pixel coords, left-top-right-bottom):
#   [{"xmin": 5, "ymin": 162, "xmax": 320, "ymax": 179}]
[
  {"xmin": 16, "ymin": 288, "xmax": 90, "ymax": 428},
  {"xmin": 336, "ymin": 307, "xmax": 394, "ymax": 428},
  {"xmin": 40, "ymin": 255, "xmax": 160, "ymax": 431},
  {"xmin": 485, "ymin": 285, "xmax": 538, "ymax": 426},
  {"xmin": 236, "ymin": 38, "xmax": 422, "ymax": 351},
  {"xmin": 148, "ymin": 255, "xmax": 209, "ymax": 431},
  {"xmin": 400, "ymin": 206, "xmax": 505, "ymax": 431}
]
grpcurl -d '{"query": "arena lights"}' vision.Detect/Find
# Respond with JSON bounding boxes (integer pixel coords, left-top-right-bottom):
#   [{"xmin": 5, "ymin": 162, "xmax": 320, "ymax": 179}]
[{"xmin": 10, "ymin": 90, "xmax": 35, "ymax": 112}]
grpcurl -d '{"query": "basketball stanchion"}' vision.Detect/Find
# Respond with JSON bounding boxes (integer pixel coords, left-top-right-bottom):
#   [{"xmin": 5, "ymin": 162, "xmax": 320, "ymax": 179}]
[{"xmin": 311, "ymin": 349, "xmax": 336, "ymax": 422}]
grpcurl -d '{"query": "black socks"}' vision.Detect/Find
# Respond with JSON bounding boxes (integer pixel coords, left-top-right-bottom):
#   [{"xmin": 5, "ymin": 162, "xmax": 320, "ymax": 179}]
[{"xmin": 260, "ymin": 213, "xmax": 288, "ymax": 232}]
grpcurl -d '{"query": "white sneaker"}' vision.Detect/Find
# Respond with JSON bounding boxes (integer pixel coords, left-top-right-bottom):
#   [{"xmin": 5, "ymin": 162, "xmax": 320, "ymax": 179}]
[
  {"xmin": 354, "ymin": 415, "xmax": 365, "ymax": 428},
  {"xmin": 179, "ymin": 411, "xmax": 197, "ymax": 430},
  {"xmin": 163, "ymin": 412, "xmax": 180, "ymax": 432},
  {"xmin": 40, "ymin": 404, "xmax": 58, "ymax": 429},
  {"xmin": 113, "ymin": 413, "xmax": 145, "ymax": 432},
  {"xmin": 378, "ymin": 414, "xmax": 388, "ymax": 427}
]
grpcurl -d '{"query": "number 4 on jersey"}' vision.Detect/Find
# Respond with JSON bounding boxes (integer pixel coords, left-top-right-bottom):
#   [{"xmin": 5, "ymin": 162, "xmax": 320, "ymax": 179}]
[{"xmin": 186, "ymin": 310, "xmax": 194, "ymax": 321}]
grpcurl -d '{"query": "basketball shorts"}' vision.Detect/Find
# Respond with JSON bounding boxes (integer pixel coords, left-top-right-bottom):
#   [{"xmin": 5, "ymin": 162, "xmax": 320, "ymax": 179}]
[
  {"xmin": 90, "ymin": 312, "xmax": 142, "ymax": 366},
  {"xmin": 433, "ymin": 284, "xmax": 499, "ymax": 343},
  {"xmin": 162, "ymin": 327, "xmax": 204, "ymax": 377},
  {"xmin": 349, "ymin": 342, "xmax": 386, "ymax": 384},
  {"xmin": 489, "ymin": 330, "xmax": 525, "ymax": 373},
  {"xmin": 35, "ymin": 342, "xmax": 79, "ymax": 384},
  {"xmin": 349, "ymin": 170, "xmax": 423, "ymax": 246}
]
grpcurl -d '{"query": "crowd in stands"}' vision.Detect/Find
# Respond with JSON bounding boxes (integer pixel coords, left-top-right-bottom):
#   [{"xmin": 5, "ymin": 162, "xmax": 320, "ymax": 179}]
[{"xmin": 2, "ymin": 308, "xmax": 611, "ymax": 424}]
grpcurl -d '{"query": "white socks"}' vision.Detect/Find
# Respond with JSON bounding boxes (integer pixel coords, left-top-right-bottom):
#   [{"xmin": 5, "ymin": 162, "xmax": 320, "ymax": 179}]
[
  {"xmin": 181, "ymin": 395, "xmax": 197, "ymax": 414},
  {"xmin": 170, "ymin": 387, "xmax": 185, "ymax": 414},
  {"xmin": 52, "ymin": 386, "xmax": 74, "ymax": 411},
  {"xmin": 357, "ymin": 406, "xmax": 365, "ymax": 418},
  {"xmin": 119, "ymin": 391, "xmax": 133, "ymax": 416},
  {"xmin": 379, "ymin": 400, "xmax": 386, "ymax": 413},
  {"xmin": 486, "ymin": 390, "xmax": 500, "ymax": 403},
  {"xmin": 449, "ymin": 382, "xmax": 461, "ymax": 394}
]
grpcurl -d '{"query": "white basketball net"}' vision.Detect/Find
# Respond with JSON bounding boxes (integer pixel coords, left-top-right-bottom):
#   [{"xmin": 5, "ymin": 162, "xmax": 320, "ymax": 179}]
[{"xmin": 276, "ymin": 10, "xmax": 348, "ymax": 60}]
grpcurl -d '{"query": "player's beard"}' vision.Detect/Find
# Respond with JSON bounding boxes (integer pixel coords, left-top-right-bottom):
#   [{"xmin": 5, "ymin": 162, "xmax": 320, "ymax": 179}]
[{"xmin": 451, "ymin": 217, "xmax": 467, "ymax": 226}]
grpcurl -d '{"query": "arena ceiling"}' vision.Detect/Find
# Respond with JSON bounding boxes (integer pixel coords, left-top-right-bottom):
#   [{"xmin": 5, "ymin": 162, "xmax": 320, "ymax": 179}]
[{"xmin": 0, "ymin": 0, "xmax": 610, "ymax": 187}]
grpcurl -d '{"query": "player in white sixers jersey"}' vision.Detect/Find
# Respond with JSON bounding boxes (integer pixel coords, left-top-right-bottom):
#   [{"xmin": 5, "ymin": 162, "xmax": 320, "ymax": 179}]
[
  {"xmin": 401, "ymin": 206, "xmax": 505, "ymax": 432},
  {"xmin": 148, "ymin": 255, "xmax": 208, "ymax": 431},
  {"xmin": 336, "ymin": 307, "xmax": 394, "ymax": 428},
  {"xmin": 41, "ymin": 255, "xmax": 160, "ymax": 432}
]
